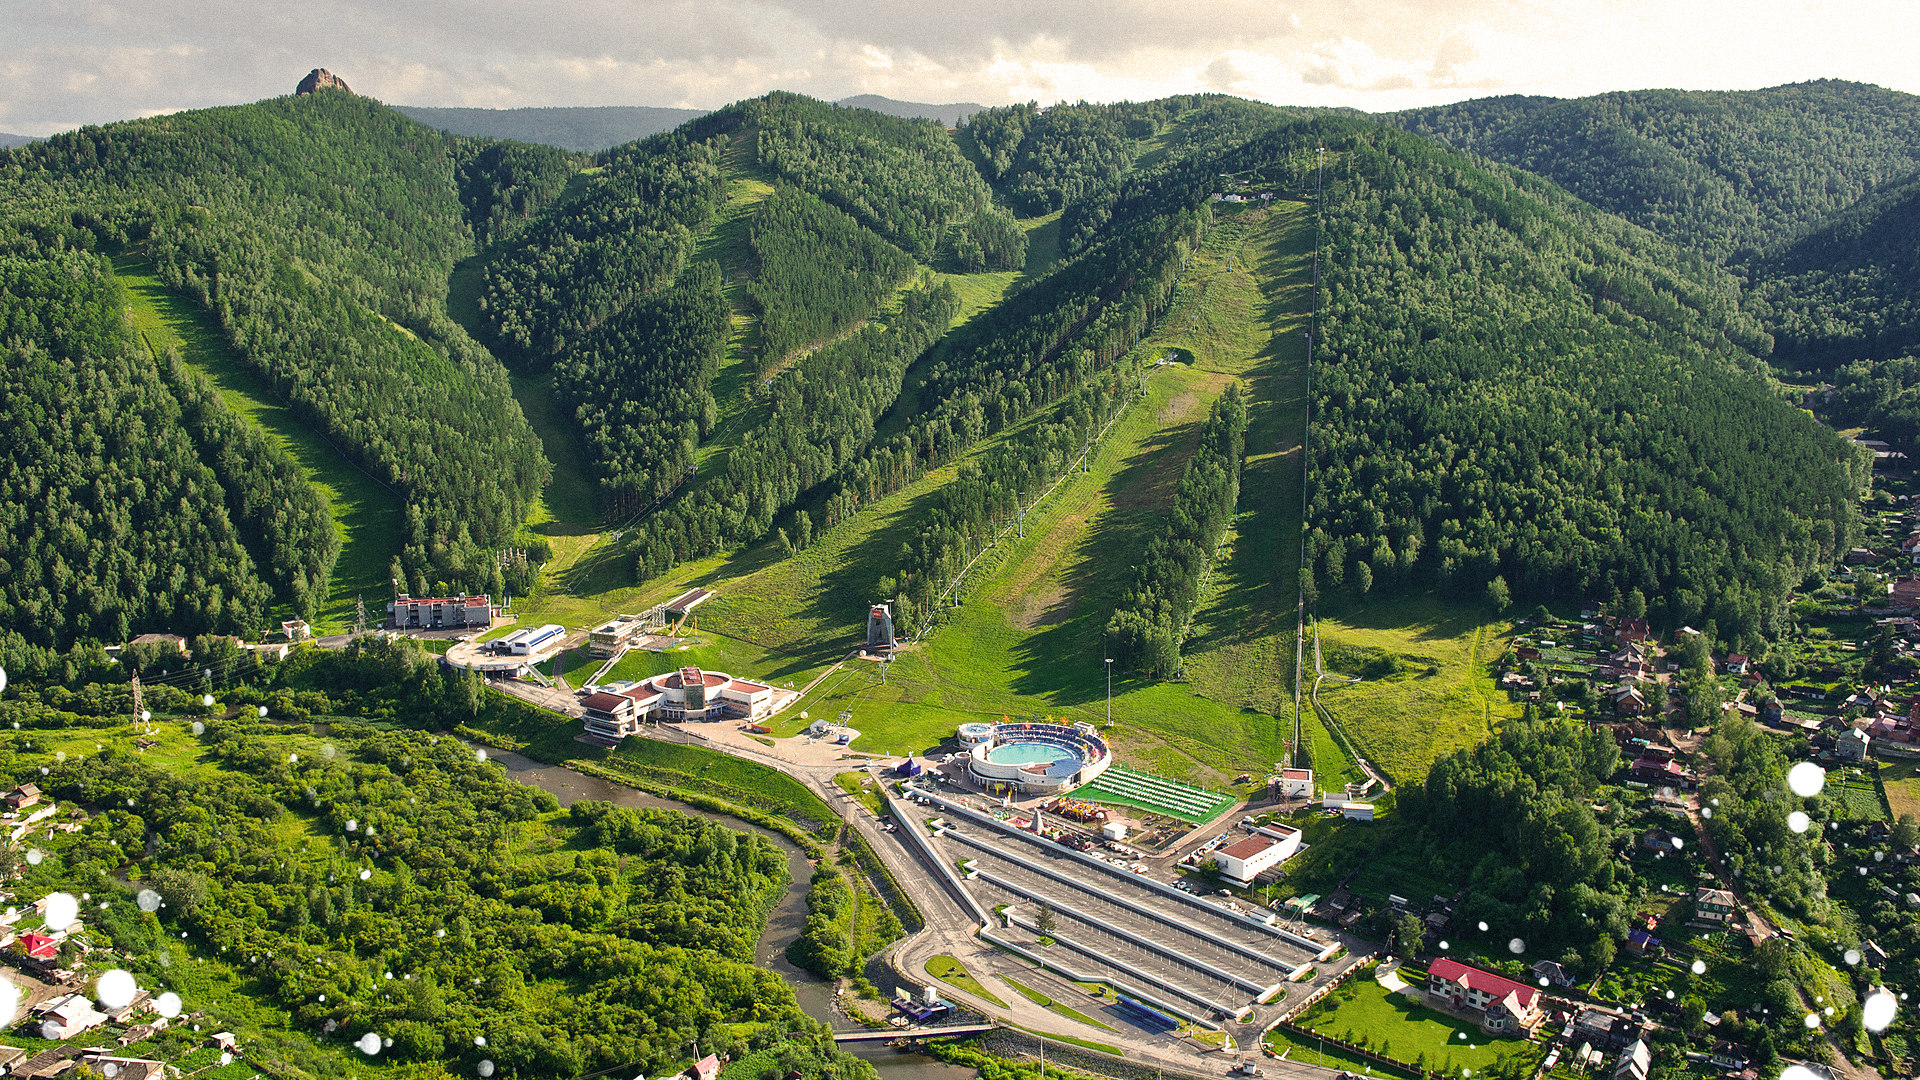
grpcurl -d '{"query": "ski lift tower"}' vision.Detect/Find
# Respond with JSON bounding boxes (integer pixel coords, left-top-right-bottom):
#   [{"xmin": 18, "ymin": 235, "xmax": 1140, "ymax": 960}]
[{"xmin": 866, "ymin": 601, "xmax": 896, "ymax": 652}]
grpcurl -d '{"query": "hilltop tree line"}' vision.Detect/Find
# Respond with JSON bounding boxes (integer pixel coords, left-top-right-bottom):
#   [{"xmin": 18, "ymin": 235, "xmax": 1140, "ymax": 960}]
[
  {"xmin": 962, "ymin": 100, "xmax": 1171, "ymax": 216},
  {"xmin": 1288, "ymin": 119, "xmax": 1863, "ymax": 646},
  {"xmin": 1107, "ymin": 384, "xmax": 1248, "ymax": 677},
  {"xmin": 479, "ymin": 133, "xmax": 726, "ymax": 362},
  {"xmin": 0, "ymin": 90, "xmax": 556, "ymax": 609},
  {"xmin": 1393, "ymin": 81, "xmax": 1920, "ymax": 375}
]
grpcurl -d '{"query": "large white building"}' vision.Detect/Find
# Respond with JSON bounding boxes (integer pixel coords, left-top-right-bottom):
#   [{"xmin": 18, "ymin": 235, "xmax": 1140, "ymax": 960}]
[
  {"xmin": 964, "ymin": 722, "xmax": 1112, "ymax": 796},
  {"xmin": 1212, "ymin": 824, "xmax": 1303, "ymax": 886},
  {"xmin": 581, "ymin": 667, "xmax": 774, "ymax": 745}
]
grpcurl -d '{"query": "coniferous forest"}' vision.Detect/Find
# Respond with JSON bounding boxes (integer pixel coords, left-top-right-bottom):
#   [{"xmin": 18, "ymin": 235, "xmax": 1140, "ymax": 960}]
[{"xmin": 8, "ymin": 68, "xmax": 1920, "ymax": 1080}]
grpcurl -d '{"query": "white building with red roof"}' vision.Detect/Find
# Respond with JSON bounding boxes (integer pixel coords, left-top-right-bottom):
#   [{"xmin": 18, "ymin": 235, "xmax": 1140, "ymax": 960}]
[
  {"xmin": 1426, "ymin": 957, "xmax": 1544, "ymax": 1034},
  {"xmin": 581, "ymin": 667, "xmax": 774, "ymax": 745},
  {"xmin": 1213, "ymin": 825, "xmax": 1302, "ymax": 886},
  {"xmin": 1276, "ymin": 768, "xmax": 1314, "ymax": 799}
]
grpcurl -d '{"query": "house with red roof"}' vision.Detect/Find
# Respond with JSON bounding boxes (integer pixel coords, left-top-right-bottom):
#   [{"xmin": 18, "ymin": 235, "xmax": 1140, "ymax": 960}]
[
  {"xmin": 16, "ymin": 932, "xmax": 58, "ymax": 962},
  {"xmin": 1426, "ymin": 957, "xmax": 1543, "ymax": 1034}
]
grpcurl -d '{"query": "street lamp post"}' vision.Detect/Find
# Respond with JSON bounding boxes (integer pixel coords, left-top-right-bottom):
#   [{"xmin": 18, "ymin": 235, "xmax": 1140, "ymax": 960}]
[{"xmin": 1105, "ymin": 657, "xmax": 1114, "ymax": 724}]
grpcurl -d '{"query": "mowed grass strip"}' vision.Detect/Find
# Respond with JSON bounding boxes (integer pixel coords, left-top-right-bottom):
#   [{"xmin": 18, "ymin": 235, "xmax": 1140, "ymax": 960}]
[{"xmin": 114, "ymin": 255, "xmax": 402, "ymax": 632}]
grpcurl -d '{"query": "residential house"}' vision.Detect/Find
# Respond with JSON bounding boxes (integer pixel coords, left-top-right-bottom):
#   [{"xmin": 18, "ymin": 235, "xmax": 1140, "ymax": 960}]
[
  {"xmin": 1868, "ymin": 708, "xmax": 1920, "ymax": 746},
  {"xmin": 1575, "ymin": 1009, "xmax": 1630, "ymax": 1051},
  {"xmin": 1640, "ymin": 828, "xmax": 1683, "ymax": 853},
  {"xmin": 1760, "ymin": 700, "xmax": 1785, "ymax": 725},
  {"xmin": 1863, "ymin": 940, "xmax": 1890, "ymax": 967},
  {"xmin": 32, "ymin": 993, "xmax": 107, "ymax": 1038},
  {"xmin": 1614, "ymin": 1040, "xmax": 1652, "ymax": 1080},
  {"xmin": 12, "ymin": 1046, "xmax": 76, "ymax": 1080},
  {"xmin": 1626, "ymin": 928, "xmax": 1663, "ymax": 956},
  {"xmin": 1616, "ymin": 618, "xmax": 1651, "ymax": 644},
  {"xmin": 3, "ymin": 783, "xmax": 41, "ymax": 810},
  {"xmin": 1723, "ymin": 654, "xmax": 1750, "ymax": 675},
  {"xmin": 127, "ymin": 634, "xmax": 187, "ymax": 656},
  {"xmin": 1426, "ymin": 957, "xmax": 1544, "ymax": 1034},
  {"xmin": 1532, "ymin": 960, "xmax": 1576, "ymax": 988},
  {"xmin": 1838, "ymin": 727, "xmax": 1872, "ymax": 763},
  {"xmin": 1707, "ymin": 1041, "xmax": 1751, "ymax": 1072},
  {"xmin": 79, "ymin": 1058, "xmax": 161, "ymax": 1080},
  {"xmin": 1695, "ymin": 887, "xmax": 1738, "ymax": 923},
  {"xmin": 687, "ymin": 1054, "xmax": 723, "ymax": 1080},
  {"xmin": 1627, "ymin": 756, "xmax": 1694, "ymax": 789},
  {"xmin": 0, "ymin": 1048, "xmax": 25, "ymax": 1073},
  {"xmin": 1612, "ymin": 686, "xmax": 1649, "ymax": 716},
  {"xmin": 16, "ymin": 932, "xmax": 58, "ymax": 962}
]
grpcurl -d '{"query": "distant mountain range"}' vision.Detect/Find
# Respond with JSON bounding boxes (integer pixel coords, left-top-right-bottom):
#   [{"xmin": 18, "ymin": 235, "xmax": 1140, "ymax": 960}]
[
  {"xmin": 394, "ymin": 95, "xmax": 986, "ymax": 152},
  {"xmin": 0, "ymin": 133, "xmax": 37, "ymax": 148},
  {"xmin": 392, "ymin": 105, "xmax": 705, "ymax": 152},
  {"xmin": 834, "ymin": 94, "xmax": 986, "ymax": 126}
]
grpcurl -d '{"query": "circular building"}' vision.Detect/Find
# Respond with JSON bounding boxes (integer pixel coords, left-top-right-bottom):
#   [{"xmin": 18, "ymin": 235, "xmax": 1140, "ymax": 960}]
[
  {"xmin": 956, "ymin": 722, "xmax": 995, "ymax": 749},
  {"xmin": 966, "ymin": 721, "xmax": 1111, "ymax": 796}
]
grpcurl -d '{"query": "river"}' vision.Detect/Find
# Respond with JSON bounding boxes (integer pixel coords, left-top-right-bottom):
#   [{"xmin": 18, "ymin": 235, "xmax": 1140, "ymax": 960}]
[{"xmin": 484, "ymin": 747, "xmax": 978, "ymax": 1080}]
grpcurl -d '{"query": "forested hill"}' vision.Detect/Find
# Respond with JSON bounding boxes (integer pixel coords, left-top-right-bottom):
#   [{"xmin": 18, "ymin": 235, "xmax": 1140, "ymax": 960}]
[
  {"xmin": 1288, "ymin": 116, "xmax": 1865, "ymax": 647},
  {"xmin": 1746, "ymin": 168, "xmax": 1920, "ymax": 366},
  {"xmin": 1390, "ymin": 81, "xmax": 1920, "ymax": 268},
  {"xmin": 479, "ymin": 92, "xmax": 1005, "ymax": 524},
  {"xmin": 0, "ymin": 90, "xmax": 575, "ymax": 645}
]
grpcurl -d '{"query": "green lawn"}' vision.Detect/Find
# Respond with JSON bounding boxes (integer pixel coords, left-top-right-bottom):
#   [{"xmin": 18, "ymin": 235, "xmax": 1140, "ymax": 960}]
[
  {"xmin": 1294, "ymin": 976, "xmax": 1544, "ymax": 1076},
  {"xmin": 927, "ymin": 954, "xmax": 1008, "ymax": 1007},
  {"xmin": 114, "ymin": 255, "xmax": 403, "ymax": 633},
  {"xmin": 1314, "ymin": 593, "xmax": 1520, "ymax": 785}
]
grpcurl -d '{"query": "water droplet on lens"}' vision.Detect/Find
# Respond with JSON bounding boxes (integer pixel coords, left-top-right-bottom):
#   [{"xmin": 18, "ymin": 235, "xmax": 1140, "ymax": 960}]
[
  {"xmin": 1864, "ymin": 991, "xmax": 1898, "ymax": 1032},
  {"xmin": 1691, "ymin": 960, "xmax": 1706, "ymax": 975},
  {"xmin": 1439, "ymin": 940, "xmax": 1449, "ymax": 950},
  {"xmin": 1787, "ymin": 761, "xmax": 1825, "ymax": 797},
  {"xmin": 191, "ymin": 722, "xmax": 205, "ymax": 736},
  {"xmin": 137, "ymin": 890, "xmax": 160, "ymax": 913},
  {"xmin": 478, "ymin": 1062, "xmax": 495, "ymax": 1078},
  {"xmin": 42, "ymin": 892, "xmax": 78, "ymax": 930},
  {"xmin": 95, "ymin": 969, "xmax": 137, "ymax": 1009},
  {"xmin": 1788, "ymin": 811, "xmax": 1811, "ymax": 833},
  {"xmin": 356, "ymin": 1032, "xmax": 382, "ymax": 1055},
  {"xmin": 475, "ymin": 748, "xmax": 488, "ymax": 763},
  {"xmin": 25, "ymin": 851, "xmax": 42, "ymax": 866},
  {"xmin": 154, "ymin": 992, "xmax": 181, "ymax": 1018},
  {"xmin": 1845, "ymin": 949, "xmax": 1862, "ymax": 966},
  {"xmin": 1508, "ymin": 937, "xmax": 1525, "ymax": 954},
  {"xmin": 474, "ymin": 1036, "xmax": 486, "ymax": 1047},
  {"xmin": 358, "ymin": 869, "xmax": 371, "ymax": 881}
]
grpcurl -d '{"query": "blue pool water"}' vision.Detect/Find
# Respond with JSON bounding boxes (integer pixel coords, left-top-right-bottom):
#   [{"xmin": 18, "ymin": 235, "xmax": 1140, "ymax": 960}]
[{"xmin": 988, "ymin": 742, "xmax": 1075, "ymax": 765}]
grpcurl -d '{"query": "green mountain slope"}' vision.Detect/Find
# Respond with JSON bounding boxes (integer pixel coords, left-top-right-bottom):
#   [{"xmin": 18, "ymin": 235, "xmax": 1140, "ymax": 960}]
[
  {"xmin": 1291, "ymin": 117, "xmax": 1864, "ymax": 646},
  {"xmin": 1391, "ymin": 80, "xmax": 1920, "ymax": 267},
  {"xmin": 0, "ymin": 90, "xmax": 566, "ymax": 629},
  {"xmin": 1748, "ymin": 168, "xmax": 1920, "ymax": 366}
]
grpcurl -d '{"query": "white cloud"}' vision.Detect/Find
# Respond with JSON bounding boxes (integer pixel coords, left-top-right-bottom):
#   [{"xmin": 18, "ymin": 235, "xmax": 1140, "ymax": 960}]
[{"xmin": 1, "ymin": 0, "xmax": 1919, "ymax": 135}]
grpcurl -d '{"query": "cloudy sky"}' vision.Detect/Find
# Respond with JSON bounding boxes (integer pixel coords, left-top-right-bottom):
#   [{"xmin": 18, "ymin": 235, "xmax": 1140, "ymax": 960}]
[{"xmin": 3, "ymin": 0, "xmax": 1917, "ymax": 135}]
